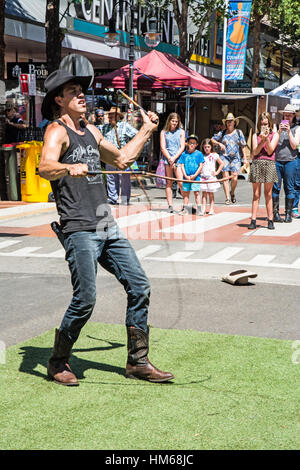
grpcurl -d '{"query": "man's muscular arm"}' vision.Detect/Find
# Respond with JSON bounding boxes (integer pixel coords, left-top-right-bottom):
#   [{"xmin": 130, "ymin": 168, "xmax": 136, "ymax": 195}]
[{"xmin": 39, "ymin": 122, "xmax": 88, "ymax": 180}]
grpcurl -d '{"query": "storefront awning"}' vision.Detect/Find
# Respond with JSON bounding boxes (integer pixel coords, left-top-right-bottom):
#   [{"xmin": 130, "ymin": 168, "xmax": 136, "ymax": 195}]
[{"xmin": 186, "ymin": 92, "xmax": 256, "ymax": 100}]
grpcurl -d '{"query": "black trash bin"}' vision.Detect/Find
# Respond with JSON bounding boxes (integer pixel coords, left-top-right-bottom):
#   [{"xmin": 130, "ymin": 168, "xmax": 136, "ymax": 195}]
[{"xmin": 0, "ymin": 144, "xmax": 21, "ymax": 201}]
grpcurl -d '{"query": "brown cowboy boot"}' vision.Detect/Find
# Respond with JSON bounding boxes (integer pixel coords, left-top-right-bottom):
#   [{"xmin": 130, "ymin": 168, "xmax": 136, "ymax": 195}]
[
  {"xmin": 126, "ymin": 326, "xmax": 174, "ymax": 383},
  {"xmin": 47, "ymin": 329, "xmax": 78, "ymax": 386}
]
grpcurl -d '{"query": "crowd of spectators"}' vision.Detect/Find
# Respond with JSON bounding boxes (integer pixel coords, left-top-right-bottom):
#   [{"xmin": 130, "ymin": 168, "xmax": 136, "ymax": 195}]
[{"xmin": 1, "ymin": 101, "xmax": 299, "ymax": 226}]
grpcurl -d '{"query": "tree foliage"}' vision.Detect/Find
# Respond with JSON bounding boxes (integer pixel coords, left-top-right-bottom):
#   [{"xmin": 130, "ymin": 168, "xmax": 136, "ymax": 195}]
[
  {"xmin": 45, "ymin": 0, "xmax": 65, "ymax": 73},
  {"xmin": 151, "ymin": 0, "xmax": 227, "ymax": 64},
  {"xmin": 150, "ymin": 0, "xmax": 300, "ymax": 81},
  {"xmin": 268, "ymin": 0, "xmax": 300, "ymax": 46},
  {"xmin": 250, "ymin": 0, "xmax": 300, "ymax": 85}
]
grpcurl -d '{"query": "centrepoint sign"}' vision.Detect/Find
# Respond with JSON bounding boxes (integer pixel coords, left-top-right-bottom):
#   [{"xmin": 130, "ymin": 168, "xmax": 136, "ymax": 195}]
[{"xmin": 74, "ymin": 0, "xmax": 174, "ymax": 44}]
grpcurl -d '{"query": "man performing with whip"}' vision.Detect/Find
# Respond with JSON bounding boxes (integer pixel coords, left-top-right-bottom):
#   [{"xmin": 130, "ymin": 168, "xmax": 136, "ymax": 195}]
[{"xmin": 39, "ymin": 69, "xmax": 174, "ymax": 386}]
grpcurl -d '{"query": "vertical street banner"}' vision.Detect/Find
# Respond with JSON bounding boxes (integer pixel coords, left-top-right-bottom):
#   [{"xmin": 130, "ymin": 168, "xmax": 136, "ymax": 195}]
[{"xmin": 225, "ymin": 1, "xmax": 252, "ymax": 80}]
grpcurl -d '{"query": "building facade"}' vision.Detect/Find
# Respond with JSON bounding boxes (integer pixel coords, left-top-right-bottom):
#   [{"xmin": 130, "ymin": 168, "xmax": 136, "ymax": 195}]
[{"xmin": 3, "ymin": 0, "xmax": 298, "ymax": 123}]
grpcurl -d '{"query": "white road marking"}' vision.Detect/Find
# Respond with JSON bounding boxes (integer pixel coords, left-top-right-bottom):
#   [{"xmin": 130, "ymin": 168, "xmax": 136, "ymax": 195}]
[
  {"xmin": 145, "ymin": 254, "xmax": 300, "ymax": 270},
  {"xmin": 135, "ymin": 245, "xmax": 162, "ymax": 259},
  {"xmin": 250, "ymin": 219, "xmax": 300, "ymax": 237},
  {"xmin": 0, "ymin": 239, "xmax": 22, "ymax": 249},
  {"xmin": 291, "ymin": 257, "xmax": 300, "ymax": 268},
  {"xmin": 247, "ymin": 254, "xmax": 277, "ymax": 265},
  {"xmin": 0, "ymin": 203, "xmax": 56, "ymax": 218},
  {"xmin": 0, "ymin": 240, "xmax": 298, "ymax": 271},
  {"xmin": 3, "ymin": 247, "xmax": 42, "ymax": 256},
  {"xmin": 37, "ymin": 249, "xmax": 65, "ymax": 258},
  {"xmin": 165, "ymin": 251, "xmax": 195, "ymax": 261},
  {"xmin": 159, "ymin": 212, "xmax": 250, "ymax": 234},
  {"xmin": 205, "ymin": 247, "xmax": 244, "ymax": 261},
  {"xmin": 0, "ymin": 241, "xmax": 65, "ymax": 258},
  {"xmin": 0, "ymin": 213, "xmax": 58, "ymax": 228},
  {"xmin": 145, "ymin": 246, "xmax": 300, "ymax": 270},
  {"xmin": 116, "ymin": 211, "xmax": 172, "ymax": 229},
  {"xmin": 0, "ymin": 249, "xmax": 65, "ymax": 258}
]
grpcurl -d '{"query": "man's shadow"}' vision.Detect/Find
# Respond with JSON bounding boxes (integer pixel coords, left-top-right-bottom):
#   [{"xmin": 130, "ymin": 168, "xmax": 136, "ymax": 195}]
[{"xmin": 18, "ymin": 335, "xmax": 125, "ymax": 381}]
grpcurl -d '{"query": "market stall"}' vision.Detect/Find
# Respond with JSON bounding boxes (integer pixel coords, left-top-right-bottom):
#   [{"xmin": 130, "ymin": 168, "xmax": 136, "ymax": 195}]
[
  {"xmin": 94, "ymin": 49, "xmax": 221, "ymax": 92},
  {"xmin": 184, "ymin": 91, "xmax": 259, "ymax": 151}
]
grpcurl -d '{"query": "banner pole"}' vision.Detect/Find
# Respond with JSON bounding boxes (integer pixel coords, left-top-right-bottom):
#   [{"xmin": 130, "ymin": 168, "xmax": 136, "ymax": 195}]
[
  {"xmin": 185, "ymin": 87, "xmax": 191, "ymax": 135},
  {"xmin": 221, "ymin": 0, "xmax": 229, "ymax": 93}
]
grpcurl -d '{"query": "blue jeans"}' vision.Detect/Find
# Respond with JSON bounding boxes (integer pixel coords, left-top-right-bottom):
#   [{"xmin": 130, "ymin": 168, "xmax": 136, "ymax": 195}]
[
  {"xmin": 293, "ymin": 158, "xmax": 300, "ymax": 210},
  {"xmin": 106, "ymin": 163, "xmax": 131, "ymax": 204},
  {"xmin": 272, "ymin": 160, "xmax": 297, "ymax": 200},
  {"xmin": 60, "ymin": 226, "xmax": 150, "ymax": 344}
]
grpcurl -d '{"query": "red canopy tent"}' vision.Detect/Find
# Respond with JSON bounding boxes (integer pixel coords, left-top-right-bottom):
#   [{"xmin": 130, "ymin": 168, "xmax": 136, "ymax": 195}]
[{"xmin": 94, "ymin": 50, "xmax": 221, "ymax": 92}]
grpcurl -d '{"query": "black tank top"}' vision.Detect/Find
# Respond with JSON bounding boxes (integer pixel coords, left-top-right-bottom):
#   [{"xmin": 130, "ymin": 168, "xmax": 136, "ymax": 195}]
[{"xmin": 50, "ymin": 121, "xmax": 115, "ymax": 233}]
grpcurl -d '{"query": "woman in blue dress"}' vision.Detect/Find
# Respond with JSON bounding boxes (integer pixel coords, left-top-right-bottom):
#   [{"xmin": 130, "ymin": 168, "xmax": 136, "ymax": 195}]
[{"xmin": 160, "ymin": 113, "xmax": 186, "ymax": 212}]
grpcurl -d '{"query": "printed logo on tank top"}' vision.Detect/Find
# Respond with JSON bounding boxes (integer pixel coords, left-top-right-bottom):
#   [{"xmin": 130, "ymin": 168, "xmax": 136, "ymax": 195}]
[{"xmin": 66, "ymin": 143, "xmax": 102, "ymax": 184}]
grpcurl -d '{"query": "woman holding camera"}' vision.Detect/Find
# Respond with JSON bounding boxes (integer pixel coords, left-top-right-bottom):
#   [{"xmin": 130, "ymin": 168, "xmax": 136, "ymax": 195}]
[
  {"xmin": 272, "ymin": 104, "xmax": 300, "ymax": 223},
  {"xmin": 248, "ymin": 112, "xmax": 279, "ymax": 230}
]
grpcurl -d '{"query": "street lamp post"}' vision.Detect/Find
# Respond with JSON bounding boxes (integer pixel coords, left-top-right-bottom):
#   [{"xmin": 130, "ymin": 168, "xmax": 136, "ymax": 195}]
[
  {"xmin": 104, "ymin": 1, "xmax": 161, "ymax": 101},
  {"xmin": 128, "ymin": 6, "xmax": 136, "ymax": 101}
]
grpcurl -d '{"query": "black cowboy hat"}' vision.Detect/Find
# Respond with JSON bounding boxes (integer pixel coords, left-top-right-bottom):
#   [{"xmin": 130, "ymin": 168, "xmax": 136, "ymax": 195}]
[{"xmin": 41, "ymin": 69, "xmax": 92, "ymax": 120}]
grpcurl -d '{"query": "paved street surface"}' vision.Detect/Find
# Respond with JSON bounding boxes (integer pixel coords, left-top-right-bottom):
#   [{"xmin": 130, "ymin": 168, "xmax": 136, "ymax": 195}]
[{"xmin": 1, "ymin": 178, "xmax": 299, "ymax": 347}]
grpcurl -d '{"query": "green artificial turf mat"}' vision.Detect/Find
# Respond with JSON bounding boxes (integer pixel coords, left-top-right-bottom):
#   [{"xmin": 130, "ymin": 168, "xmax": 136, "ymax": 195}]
[{"xmin": 1, "ymin": 322, "xmax": 299, "ymax": 450}]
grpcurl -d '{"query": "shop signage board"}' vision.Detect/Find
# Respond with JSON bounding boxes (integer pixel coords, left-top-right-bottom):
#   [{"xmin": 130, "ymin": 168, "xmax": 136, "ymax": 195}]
[
  {"xmin": 7, "ymin": 63, "xmax": 48, "ymax": 80},
  {"xmin": 72, "ymin": 0, "xmax": 174, "ymax": 46},
  {"xmin": 28, "ymin": 74, "xmax": 37, "ymax": 96},
  {"xmin": 227, "ymin": 80, "xmax": 251, "ymax": 92},
  {"xmin": 225, "ymin": 1, "xmax": 253, "ymax": 80}
]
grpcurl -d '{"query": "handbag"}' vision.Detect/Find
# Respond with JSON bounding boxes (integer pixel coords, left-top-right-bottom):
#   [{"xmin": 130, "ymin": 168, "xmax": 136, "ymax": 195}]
[{"xmin": 155, "ymin": 158, "xmax": 166, "ymax": 188}]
